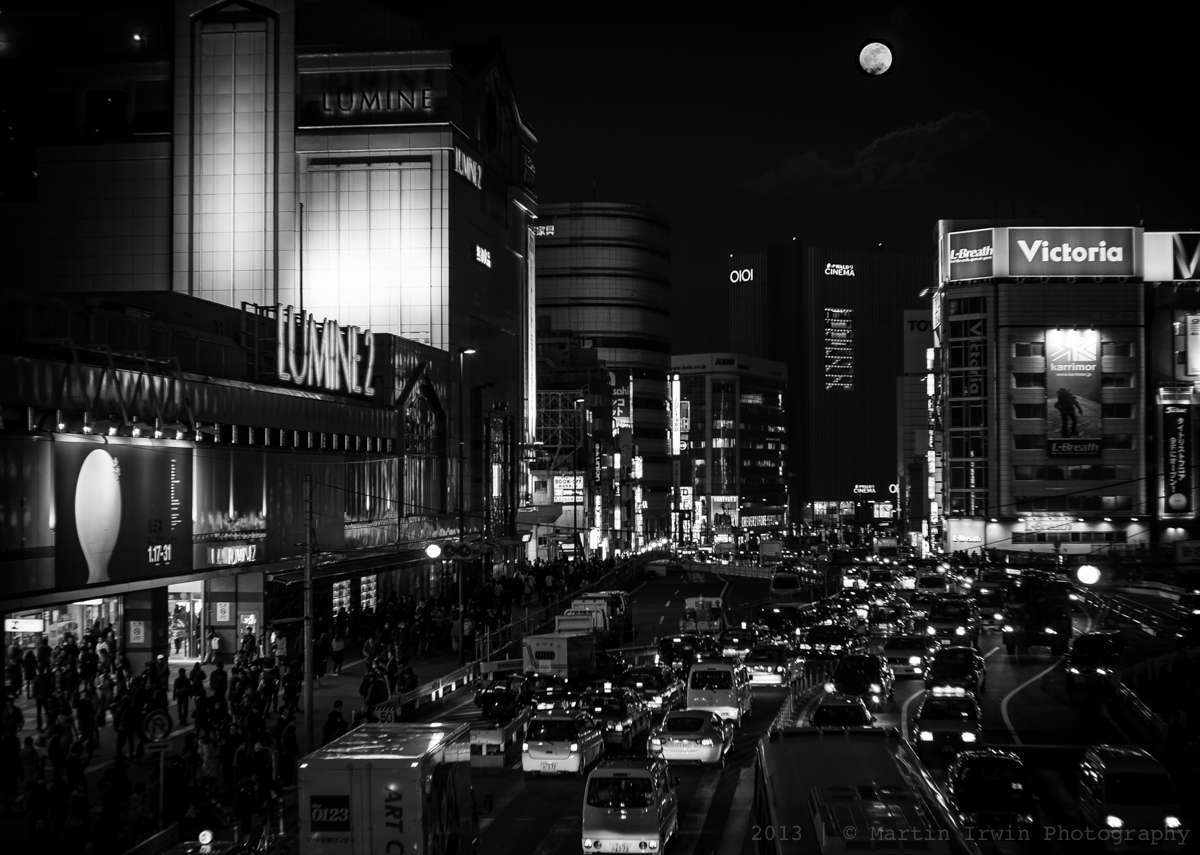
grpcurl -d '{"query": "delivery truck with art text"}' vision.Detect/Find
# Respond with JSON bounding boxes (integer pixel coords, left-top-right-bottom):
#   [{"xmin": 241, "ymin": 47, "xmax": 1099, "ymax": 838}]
[
  {"xmin": 521, "ymin": 631, "xmax": 597, "ymax": 681},
  {"xmin": 297, "ymin": 722, "xmax": 477, "ymax": 855}
]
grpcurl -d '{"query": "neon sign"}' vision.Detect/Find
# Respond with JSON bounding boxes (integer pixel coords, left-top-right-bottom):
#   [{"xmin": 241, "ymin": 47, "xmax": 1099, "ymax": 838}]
[{"xmin": 275, "ymin": 304, "xmax": 376, "ymax": 397}]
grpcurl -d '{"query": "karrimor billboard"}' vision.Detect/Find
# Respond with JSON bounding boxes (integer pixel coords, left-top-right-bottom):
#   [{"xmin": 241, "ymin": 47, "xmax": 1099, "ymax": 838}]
[{"xmin": 1045, "ymin": 329, "xmax": 1102, "ymax": 457}]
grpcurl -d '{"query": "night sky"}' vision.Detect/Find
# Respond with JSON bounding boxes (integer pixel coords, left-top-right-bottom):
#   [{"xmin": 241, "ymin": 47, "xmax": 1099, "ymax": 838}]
[{"xmin": 441, "ymin": 5, "xmax": 1200, "ymax": 352}]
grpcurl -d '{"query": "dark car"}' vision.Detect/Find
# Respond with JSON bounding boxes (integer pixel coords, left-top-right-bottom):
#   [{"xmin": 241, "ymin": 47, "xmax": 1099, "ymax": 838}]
[
  {"xmin": 1065, "ymin": 631, "xmax": 1123, "ymax": 693},
  {"xmin": 581, "ymin": 687, "xmax": 652, "ymax": 751},
  {"xmin": 925, "ymin": 645, "xmax": 987, "ymax": 695},
  {"xmin": 829, "ymin": 653, "xmax": 895, "ymax": 708},
  {"xmin": 808, "ymin": 693, "xmax": 875, "ymax": 728},
  {"xmin": 474, "ymin": 673, "xmax": 530, "ymax": 720},
  {"xmin": 868, "ymin": 601, "xmax": 914, "ymax": 637},
  {"xmin": 595, "ymin": 649, "xmax": 629, "ymax": 682},
  {"xmin": 926, "ymin": 595, "xmax": 980, "ymax": 647},
  {"xmin": 717, "ymin": 629, "xmax": 759, "ymax": 660},
  {"xmin": 798, "ymin": 623, "xmax": 866, "ymax": 660},
  {"xmin": 912, "ymin": 689, "xmax": 982, "ymax": 760},
  {"xmin": 619, "ymin": 665, "xmax": 684, "ymax": 713},
  {"xmin": 881, "ymin": 634, "xmax": 940, "ymax": 678},
  {"xmin": 656, "ymin": 635, "xmax": 704, "ymax": 676},
  {"xmin": 946, "ymin": 749, "xmax": 1040, "ymax": 853},
  {"xmin": 527, "ymin": 674, "xmax": 581, "ymax": 712},
  {"xmin": 1172, "ymin": 591, "xmax": 1200, "ymax": 620}
]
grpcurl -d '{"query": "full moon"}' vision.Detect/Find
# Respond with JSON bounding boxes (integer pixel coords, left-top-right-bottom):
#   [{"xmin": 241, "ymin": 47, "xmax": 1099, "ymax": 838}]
[{"xmin": 859, "ymin": 42, "xmax": 893, "ymax": 75}]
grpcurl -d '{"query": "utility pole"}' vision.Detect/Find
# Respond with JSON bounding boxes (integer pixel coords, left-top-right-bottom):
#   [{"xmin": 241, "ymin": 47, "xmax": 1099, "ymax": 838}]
[{"xmin": 303, "ymin": 473, "xmax": 314, "ymax": 751}]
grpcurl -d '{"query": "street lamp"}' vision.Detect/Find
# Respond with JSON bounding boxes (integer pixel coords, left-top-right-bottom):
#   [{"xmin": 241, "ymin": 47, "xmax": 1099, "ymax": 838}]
[{"xmin": 457, "ymin": 347, "xmax": 476, "ymax": 664}]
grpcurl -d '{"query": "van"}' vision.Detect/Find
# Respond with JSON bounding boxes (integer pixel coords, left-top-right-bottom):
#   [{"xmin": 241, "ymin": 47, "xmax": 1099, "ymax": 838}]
[
  {"xmin": 522, "ymin": 711, "xmax": 605, "ymax": 777},
  {"xmin": 581, "ymin": 758, "xmax": 679, "ymax": 854},
  {"xmin": 685, "ymin": 662, "xmax": 752, "ymax": 725},
  {"xmin": 1076, "ymin": 745, "xmax": 1185, "ymax": 843}
]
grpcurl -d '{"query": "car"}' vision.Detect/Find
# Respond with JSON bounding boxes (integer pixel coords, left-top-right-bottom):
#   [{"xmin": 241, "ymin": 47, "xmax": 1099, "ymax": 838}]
[
  {"xmin": 925, "ymin": 645, "xmax": 987, "ymax": 695},
  {"xmin": 868, "ymin": 600, "xmax": 914, "ymax": 637},
  {"xmin": 526, "ymin": 673, "xmax": 581, "ymax": 712},
  {"xmin": 595, "ymin": 649, "xmax": 629, "ymax": 682},
  {"xmin": 1065, "ymin": 631, "xmax": 1124, "ymax": 693},
  {"xmin": 906, "ymin": 590, "xmax": 939, "ymax": 621},
  {"xmin": 916, "ymin": 574, "xmax": 947, "ymax": 594},
  {"xmin": 619, "ymin": 666, "xmax": 684, "ymax": 713},
  {"xmin": 1174, "ymin": 612, "xmax": 1200, "ymax": 648},
  {"xmin": 1171, "ymin": 590, "xmax": 1200, "ymax": 620},
  {"xmin": 911, "ymin": 688, "xmax": 982, "ymax": 760},
  {"xmin": 828, "ymin": 653, "xmax": 894, "ymax": 707},
  {"xmin": 474, "ymin": 673, "xmax": 530, "ymax": 720},
  {"xmin": 743, "ymin": 644, "xmax": 804, "ymax": 686},
  {"xmin": 717, "ymin": 629, "xmax": 758, "ymax": 660},
  {"xmin": 945, "ymin": 749, "xmax": 1040, "ymax": 852},
  {"xmin": 522, "ymin": 711, "xmax": 605, "ymax": 777},
  {"xmin": 648, "ymin": 709, "xmax": 733, "ymax": 765},
  {"xmin": 582, "ymin": 758, "xmax": 679, "ymax": 854},
  {"xmin": 656, "ymin": 634, "xmax": 705, "ymax": 676},
  {"xmin": 807, "ymin": 692, "xmax": 876, "ymax": 728},
  {"xmin": 926, "ymin": 594, "xmax": 980, "ymax": 647},
  {"xmin": 581, "ymin": 686, "xmax": 652, "ymax": 752},
  {"xmin": 866, "ymin": 567, "xmax": 896, "ymax": 590},
  {"xmin": 755, "ymin": 603, "xmax": 820, "ymax": 646},
  {"xmin": 880, "ymin": 634, "xmax": 940, "ymax": 678},
  {"xmin": 685, "ymin": 661, "xmax": 752, "ymax": 724},
  {"xmin": 797, "ymin": 623, "xmax": 867, "ymax": 660},
  {"xmin": 1077, "ymin": 745, "xmax": 1187, "ymax": 848}
]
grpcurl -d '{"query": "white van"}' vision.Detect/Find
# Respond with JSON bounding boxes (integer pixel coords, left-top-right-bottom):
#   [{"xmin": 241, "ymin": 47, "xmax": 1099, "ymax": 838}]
[
  {"xmin": 581, "ymin": 758, "xmax": 678, "ymax": 854},
  {"xmin": 685, "ymin": 662, "xmax": 752, "ymax": 725}
]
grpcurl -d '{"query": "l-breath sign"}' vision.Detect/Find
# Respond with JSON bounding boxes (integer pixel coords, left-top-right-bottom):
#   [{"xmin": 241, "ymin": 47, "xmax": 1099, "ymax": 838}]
[{"xmin": 275, "ymin": 304, "xmax": 376, "ymax": 397}]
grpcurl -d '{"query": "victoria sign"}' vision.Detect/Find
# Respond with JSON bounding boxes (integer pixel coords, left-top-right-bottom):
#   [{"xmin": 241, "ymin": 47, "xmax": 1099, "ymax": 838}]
[{"xmin": 1008, "ymin": 227, "xmax": 1137, "ymax": 278}]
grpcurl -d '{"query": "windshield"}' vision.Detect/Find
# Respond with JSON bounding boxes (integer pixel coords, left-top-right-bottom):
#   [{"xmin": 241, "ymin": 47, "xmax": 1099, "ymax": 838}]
[
  {"xmin": 659, "ymin": 639, "xmax": 696, "ymax": 657},
  {"xmin": 956, "ymin": 766, "xmax": 1031, "ymax": 811},
  {"xmin": 527, "ymin": 720, "xmax": 578, "ymax": 741},
  {"xmin": 663, "ymin": 714, "xmax": 708, "ymax": 733},
  {"xmin": 930, "ymin": 601, "xmax": 971, "ymax": 619},
  {"xmin": 1105, "ymin": 772, "xmax": 1176, "ymax": 804},
  {"xmin": 621, "ymin": 672, "xmax": 664, "ymax": 691},
  {"xmin": 527, "ymin": 677, "xmax": 565, "ymax": 695},
  {"xmin": 586, "ymin": 777, "xmax": 655, "ymax": 809},
  {"xmin": 1072, "ymin": 637, "xmax": 1118, "ymax": 660},
  {"xmin": 584, "ymin": 696, "xmax": 627, "ymax": 717},
  {"xmin": 934, "ymin": 650, "xmax": 976, "ymax": 670},
  {"xmin": 720, "ymin": 633, "xmax": 752, "ymax": 647},
  {"xmin": 772, "ymin": 574, "xmax": 801, "ymax": 589},
  {"xmin": 868, "ymin": 571, "xmax": 893, "ymax": 583},
  {"xmin": 883, "ymin": 636, "xmax": 924, "ymax": 650},
  {"xmin": 811, "ymin": 704, "xmax": 868, "ymax": 727},
  {"xmin": 834, "ymin": 658, "xmax": 879, "ymax": 681},
  {"xmin": 921, "ymin": 699, "xmax": 977, "ymax": 720},
  {"xmin": 690, "ymin": 670, "xmax": 733, "ymax": 690},
  {"xmin": 745, "ymin": 649, "xmax": 784, "ymax": 664},
  {"xmin": 918, "ymin": 577, "xmax": 944, "ymax": 589}
]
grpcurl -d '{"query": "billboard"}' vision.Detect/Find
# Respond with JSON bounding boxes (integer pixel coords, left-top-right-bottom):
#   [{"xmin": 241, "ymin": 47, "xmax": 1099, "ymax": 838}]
[
  {"xmin": 1144, "ymin": 232, "xmax": 1200, "ymax": 281},
  {"xmin": 53, "ymin": 437, "xmax": 192, "ymax": 588},
  {"xmin": 1045, "ymin": 329, "xmax": 1101, "ymax": 445},
  {"xmin": 1189, "ymin": 315, "xmax": 1200, "ymax": 377},
  {"xmin": 945, "ymin": 228, "xmax": 995, "ymax": 281},
  {"xmin": 902, "ymin": 310, "xmax": 933, "ymax": 374},
  {"xmin": 1009, "ymin": 227, "xmax": 1137, "ymax": 278},
  {"xmin": 1162, "ymin": 404, "xmax": 1193, "ymax": 517}
]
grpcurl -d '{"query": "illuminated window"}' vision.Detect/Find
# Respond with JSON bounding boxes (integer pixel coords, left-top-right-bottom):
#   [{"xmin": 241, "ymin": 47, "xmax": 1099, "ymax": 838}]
[{"xmin": 1012, "ymin": 342, "xmax": 1045, "ymax": 358}]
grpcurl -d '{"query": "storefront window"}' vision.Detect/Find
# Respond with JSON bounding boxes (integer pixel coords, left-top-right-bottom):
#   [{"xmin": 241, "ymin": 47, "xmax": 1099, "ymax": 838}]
[
  {"xmin": 360, "ymin": 574, "xmax": 378, "ymax": 612},
  {"xmin": 332, "ymin": 579, "xmax": 351, "ymax": 616},
  {"xmin": 168, "ymin": 581, "xmax": 204, "ymax": 660},
  {"xmin": 7, "ymin": 596, "xmax": 123, "ymax": 651}
]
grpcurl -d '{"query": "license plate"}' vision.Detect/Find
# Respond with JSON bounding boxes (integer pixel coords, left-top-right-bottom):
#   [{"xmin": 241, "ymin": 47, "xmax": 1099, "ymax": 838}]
[
  {"xmin": 540, "ymin": 762, "xmax": 557, "ymax": 772},
  {"xmin": 610, "ymin": 845, "xmax": 630, "ymax": 853}
]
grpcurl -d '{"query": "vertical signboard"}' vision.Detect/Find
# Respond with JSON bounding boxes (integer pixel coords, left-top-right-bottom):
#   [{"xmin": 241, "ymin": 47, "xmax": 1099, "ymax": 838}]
[
  {"xmin": 1045, "ymin": 329, "xmax": 1102, "ymax": 456},
  {"xmin": 1162, "ymin": 404, "xmax": 1193, "ymax": 517},
  {"xmin": 824, "ymin": 307, "xmax": 854, "ymax": 390},
  {"xmin": 944, "ymin": 228, "xmax": 995, "ymax": 282},
  {"xmin": 1187, "ymin": 315, "xmax": 1200, "ymax": 377}
]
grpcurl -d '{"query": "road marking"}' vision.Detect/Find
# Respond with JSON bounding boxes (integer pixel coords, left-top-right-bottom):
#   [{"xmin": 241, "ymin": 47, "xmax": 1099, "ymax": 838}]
[
  {"xmin": 900, "ymin": 689, "xmax": 924, "ymax": 742},
  {"xmin": 983, "ymin": 645, "xmax": 1000, "ymax": 660},
  {"xmin": 674, "ymin": 589, "xmax": 680, "ymax": 596},
  {"xmin": 676, "ymin": 770, "xmax": 722, "ymax": 846},
  {"xmin": 665, "ymin": 600, "xmax": 672, "ymax": 608},
  {"xmin": 1000, "ymin": 606, "xmax": 1093, "ymax": 745},
  {"xmin": 659, "ymin": 616, "xmax": 665, "ymax": 625},
  {"xmin": 716, "ymin": 767, "xmax": 756, "ymax": 855}
]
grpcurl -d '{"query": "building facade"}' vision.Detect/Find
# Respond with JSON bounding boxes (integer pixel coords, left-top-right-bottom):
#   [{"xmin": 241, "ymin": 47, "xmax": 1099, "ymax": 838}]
[
  {"xmin": 0, "ymin": 1, "xmax": 537, "ymax": 657},
  {"xmin": 671, "ymin": 353, "xmax": 788, "ymax": 547},
  {"xmin": 535, "ymin": 202, "xmax": 672, "ymax": 546}
]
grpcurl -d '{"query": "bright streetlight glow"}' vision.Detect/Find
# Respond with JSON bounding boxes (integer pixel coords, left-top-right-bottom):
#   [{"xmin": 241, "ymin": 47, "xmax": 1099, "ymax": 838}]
[
  {"xmin": 1076, "ymin": 564, "xmax": 1101, "ymax": 586},
  {"xmin": 425, "ymin": 543, "xmax": 442, "ymax": 560}
]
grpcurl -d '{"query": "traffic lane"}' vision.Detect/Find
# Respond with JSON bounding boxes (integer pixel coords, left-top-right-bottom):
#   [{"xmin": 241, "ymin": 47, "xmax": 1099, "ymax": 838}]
[
  {"xmin": 476, "ymin": 686, "xmax": 792, "ymax": 855},
  {"xmin": 627, "ymin": 575, "xmax": 727, "ymax": 643}
]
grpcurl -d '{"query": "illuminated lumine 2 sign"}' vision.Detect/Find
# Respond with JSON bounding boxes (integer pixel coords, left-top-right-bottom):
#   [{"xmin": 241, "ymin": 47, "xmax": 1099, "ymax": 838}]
[{"xmin": 275, "ymin": 304, "xmax": 376, "ymax": 397}]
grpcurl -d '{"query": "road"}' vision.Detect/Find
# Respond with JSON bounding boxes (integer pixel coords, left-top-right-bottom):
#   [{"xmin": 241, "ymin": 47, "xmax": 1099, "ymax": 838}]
[{"xmin": 398, "ymin": 576, "xmax": 1188, "ymax": 855}]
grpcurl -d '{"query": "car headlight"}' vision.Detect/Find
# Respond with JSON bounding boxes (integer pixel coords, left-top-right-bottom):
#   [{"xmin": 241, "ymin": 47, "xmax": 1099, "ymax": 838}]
[
  {"xmin": 993, "ymin": 613, "xmax": 1003, "ymax": 621},
  {"xmin": 955, "ymin": 626, "xmax": 966, "ymax": 637},
  {"xmin": 829, "ymin": 644, "xmax": 842, "ymax": 651},
  {"xmin": 648, "ymin": 842, "xmax": 660, "ymax": 851},
  {"xmin": 1096, "ymin": 668, "xmax": 1108, "ymax": 676},
  {"xmin": 701, "ymin": 738, "xmax": 715, "ymax": 746},
  {"xmin": 961, "ymin": 731, "xmax": 977, "ymax": 743},
  {"xmin": 522, "ymin": 742, "xmax": 529, "ymax": 752},
  {"xmin": 1165, "ymin": 816, "xmax": 1181, "ymax": 829},
  {"xmin": 613, "ymin": 723, "xmax": 623, "ymax": 732},
  {"xmin": 926, "ymin": 626, "xmax": 937, "ymax": 635},
  {"xmin": 869, "ymin": 683, "xmax": 882, "ymax": 693},
  {"xmin": 1068, "ymin": 666, "xmax": 1079, "ymax": 674},
  {"xmin": 1002, "ymin": 625, "xmax": 1014, "ymax": 633},
  {"xmin": 908, "ymin": 656, "xmax": 922, "ymax": 666},
  {"xmin": 583, "ymin": 839, "xmax": 596, "ymax": 849},
  {"xmin": 650, "ymin": 737, "xmax": 662, "ymax": 746},
  {"xmin": 651, "ymin": 695, "xmax": 662, "ymax": 705},
  {"xmin": 1105, "ymin": 815, "xmax": 1123, "ymax": 829},
  {"xmin": 919, "ymin": 730, "xmax": 934, "ymax": 742},
  {"xmin": 570, "ymin": 742, "xmax": 580, "ymax": 753},
  {"xmin": 1044, "ymin": 627, "xmax": 1057, "ymax": 635}
]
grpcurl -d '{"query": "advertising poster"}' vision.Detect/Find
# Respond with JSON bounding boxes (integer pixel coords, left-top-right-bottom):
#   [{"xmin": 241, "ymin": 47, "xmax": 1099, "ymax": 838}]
[
  {"xmin": 1187, "ymin": 315, "xmax": 1200, "ymax": 376},
  {"xmin": 1045, "ymin": 329, "xmax": 1102, "ymax": 454},
  {"xmin": 53, "ymin": 437, "xmax": 192, "ymax": 588},
  {"xmin": 1162, "ymin": 404, "xmax": 1193, "ymax": 516},
  {"xmin": 1008, "ymin": 227, "xmax": 1137, "ymax": 278},
  {"xmin": 945, "ymin": 228, "xmax": 995, "ymax": 281}
]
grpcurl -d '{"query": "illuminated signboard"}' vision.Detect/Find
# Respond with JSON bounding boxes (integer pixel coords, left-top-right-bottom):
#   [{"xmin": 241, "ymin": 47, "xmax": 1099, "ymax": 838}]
[
  {"xmin": 532, "ymin": 224, "xmax": 556, "ymax": 237},
  {"xmin": 1188, "ymin": 315, "xmax": 1200, "ymax": 376},
  {"xmin": 454, "ymin": 148, "xmax": 482, "ymax": 189},
  {"xmin": 1145, "ymin": 232, "xmax": 1200, "ymax": 281},
  {"xmin": 474, "ymin": 245, "xmax": 492, "ymax": 268},
  {"xmin": 824, "ymin": 262, "xmax": 856, "ymax": 277},
  {"xmin": 729, "ymin": 268, "xmax": 755, "ymax": 283},
  {"xmin": 553, "ymin": 474, "xmax": 584, "ymax": 504},
  {"xmin": 945, "ymin": 228, "xmax": 995, "ymax": 281},
  {"xmin": 824, "ymin": 307, "xmax": 854, "ymax": 390},
  {"xmin": 297, "ymin": 67, "xmax": 446, "ymax": 127},
  {"xmin": 1009, "ymin": 227, "xmax": 1136, "ymax": 278},
  {"xmin": 5, "ymin": 618, "xmax": 45, "ymax": 633},
  {"xmin": 275, "ymin": 304, "xmax": 377, "ymax": 397},
  {"xmin": 1045, "ymin": 329, "xmax": 1101, "ymax": 449},
  {"xmin": 852, "ymin": 484, "xmax": 877, "ymax": 495},
  {"xmin": 208, "ymin": 544, "xmax": 259, "ymax": 567},
  {"xmin": 1163, "ymin": 404, "xmax": 1193, "ymax": 517}
]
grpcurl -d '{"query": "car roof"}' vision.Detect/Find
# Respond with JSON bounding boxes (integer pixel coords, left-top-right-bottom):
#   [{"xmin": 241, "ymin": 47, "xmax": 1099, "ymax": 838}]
[
  {"xmin": 956, "ymin": 748, "xmax": 1023, "ymax": 766},
  {"xmin": 1086, "ymin": 744, "xmax": 1162, "ymax": 770},
  {"xmin": 590, "ymin": 758, "xmax": 661, "ymax": 777},
  {"xmin": 530, "ymin": 710, "xmax": 584, "ymax": 722},
  {"xmin": 817, "ymin": 693, "xmax": 867, "ymax": 707}
]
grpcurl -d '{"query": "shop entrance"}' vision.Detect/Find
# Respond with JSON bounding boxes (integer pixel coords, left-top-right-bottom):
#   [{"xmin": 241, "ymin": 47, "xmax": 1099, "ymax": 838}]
[
  {"xmin": 4, "ymin": 596, "xmax": 123, "ymax": 652},
  {"xmin": 168, "ymin": 581, "xmax": 204, "ymax": 661}
]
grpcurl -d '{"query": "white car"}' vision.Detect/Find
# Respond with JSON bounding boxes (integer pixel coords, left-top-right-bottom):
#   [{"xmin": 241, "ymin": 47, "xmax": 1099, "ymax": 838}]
[
  {"xmin": 522, "ymin": 711, "xmax": 605, "ymax": 776},
  {"xmin": 743, "ymin": 645, "xmax": 803, "ymax": 686},
  {"xmin": 649, "ymin": 710, "xmax": 732, "ymax": 765}
]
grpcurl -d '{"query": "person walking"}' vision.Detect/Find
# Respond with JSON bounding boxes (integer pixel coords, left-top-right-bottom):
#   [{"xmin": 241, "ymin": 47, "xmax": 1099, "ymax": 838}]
[
  {"xmin": 205, "ymin": 629, "xmax": 220, "ymax": 666},
  {"xmin": 330, "ymin": 633, "xmax": 346, "ymax": 676},
  {"xmin": 173, "ymin": 667, "xmax": 192, "ymax": 726},
  {"xmin": 322, "ymin": 700, "xmax": 347, "ymax": 745}
]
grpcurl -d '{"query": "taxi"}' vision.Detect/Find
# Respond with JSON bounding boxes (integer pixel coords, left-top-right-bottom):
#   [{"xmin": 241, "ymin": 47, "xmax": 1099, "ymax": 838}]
[
  {"xmin": 648, "ymin": 709, "xmax": 733, "ymax": 765},
  {"xmin": 522, "ymin": 711, "xmax": 605, "ymax": 777},
  {"xmin": 619, "ymin": 665, "xmax": 684, "ymax": 713},
  {"xmin": 911, "ymin": 687, "xmax": 982, "ymax": 761},
  {"xmin": 743, "ymin": 644, "xmax": 804, "ymax": 686},
  {"xmin": 581, "ymin": 758, "xmax": 679, "ymax": 854},
  {"xmin": 582, "ymin": 684, "xmax": 652, "ymax": 752}
]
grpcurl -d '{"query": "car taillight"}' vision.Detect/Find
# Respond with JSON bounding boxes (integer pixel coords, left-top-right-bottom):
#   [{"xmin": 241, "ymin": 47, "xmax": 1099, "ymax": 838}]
[{"xmin": 701, "ymin": 738, "xmax": 714, "ymax": 746}]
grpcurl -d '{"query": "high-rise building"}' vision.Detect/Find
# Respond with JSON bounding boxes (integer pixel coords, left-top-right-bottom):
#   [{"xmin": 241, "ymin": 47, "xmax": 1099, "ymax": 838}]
[
  {"xmin": 727, "ymin": 242, "xmax": 930, "ymax": 526},
  {"xmin": 535, "ymin": 202, "xmax": 672, "ymax": 546},
  {"xmin": 672, "ymin": 353, "xmax": 789, "ymax": 546}
]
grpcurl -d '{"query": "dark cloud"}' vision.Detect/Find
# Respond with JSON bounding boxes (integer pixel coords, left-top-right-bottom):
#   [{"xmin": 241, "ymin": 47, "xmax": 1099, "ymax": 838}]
[{"xmin": 747, "ymin": 111, "xmax": 992, "ymax": 194}]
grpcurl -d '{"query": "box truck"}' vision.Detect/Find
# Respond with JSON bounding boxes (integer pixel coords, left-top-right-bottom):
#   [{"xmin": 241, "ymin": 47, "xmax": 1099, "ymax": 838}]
[
  {"xmin": 521, "ymin": 631, "xmax": 596, "ymax": 680},
  {"xmin": 297, "ymin": 722, "xmax": 477, "ymax": 855},
  {"xmin": 555, "ymin": 608, "xmax": 608, "ymax": 638}
]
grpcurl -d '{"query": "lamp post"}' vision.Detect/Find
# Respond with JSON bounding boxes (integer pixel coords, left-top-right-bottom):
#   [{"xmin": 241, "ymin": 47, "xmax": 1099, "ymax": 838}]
[{"xmin": 457, "ymin": 347, "xmax": 476, "ymax": 664}]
